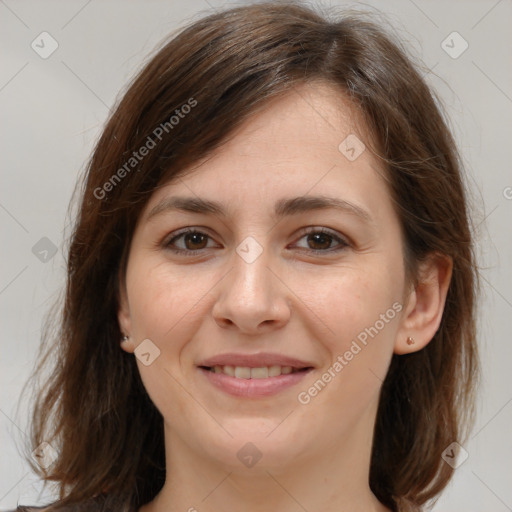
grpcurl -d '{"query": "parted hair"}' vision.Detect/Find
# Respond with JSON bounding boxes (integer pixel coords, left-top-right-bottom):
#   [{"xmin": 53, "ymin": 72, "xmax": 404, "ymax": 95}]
[{"xmin": 20, "ymin": 2, "xmax": 478, "ymax": 511}]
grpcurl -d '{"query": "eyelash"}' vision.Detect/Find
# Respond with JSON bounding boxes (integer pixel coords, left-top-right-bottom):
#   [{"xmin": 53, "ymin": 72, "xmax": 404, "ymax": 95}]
[{"xmin": 163, "ymin": 227, "xmax": 350, "ymax": 257}]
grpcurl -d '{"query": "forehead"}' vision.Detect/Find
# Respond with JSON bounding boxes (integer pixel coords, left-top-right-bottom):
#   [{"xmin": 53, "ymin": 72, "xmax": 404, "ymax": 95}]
[{"xmin": 142, "ymin": 82, "xmax": 390, "ymax": 221}]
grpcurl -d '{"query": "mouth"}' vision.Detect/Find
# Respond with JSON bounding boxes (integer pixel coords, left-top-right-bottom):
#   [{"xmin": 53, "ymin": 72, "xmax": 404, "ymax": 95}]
[
  {"xmin": 199, "ymin": 365, "xmax": 311, "ymax": 379},
  {"xmin": 196, "ymin": 353, "xmax": 315, "ymax": 398}
]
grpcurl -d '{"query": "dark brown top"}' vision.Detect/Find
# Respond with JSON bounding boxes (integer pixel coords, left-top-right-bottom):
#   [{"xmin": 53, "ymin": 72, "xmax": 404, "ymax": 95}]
[
  {"xmin": 5, "ymin": 495, "xmax": 138, "ymax": 511},
  {"xmin": 7, "ymin": 505, "xmax": 138, "ymax": 512},
  {"xmin": 6, "ymin": 506, "xmax": 136, "ymax": 512},
  {"xmin": 6, "ymin": 506, "xmax": 138, "ymax": 512}
]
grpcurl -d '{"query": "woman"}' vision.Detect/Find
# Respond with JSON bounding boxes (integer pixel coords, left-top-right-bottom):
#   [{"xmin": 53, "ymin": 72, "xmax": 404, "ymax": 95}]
[{"xmin": 14, "ymin": 1, "xmax": 478, "ymax": 511}]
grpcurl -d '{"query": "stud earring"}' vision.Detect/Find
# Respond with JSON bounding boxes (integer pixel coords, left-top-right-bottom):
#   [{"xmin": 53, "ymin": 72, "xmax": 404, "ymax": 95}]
[
  {"xmin": 121, "ymin": 335, "xmax": 129, "ymax": 343},
  {"xmin": 406, "ymin": 336, "xmax": 415, "ymax": 345}
]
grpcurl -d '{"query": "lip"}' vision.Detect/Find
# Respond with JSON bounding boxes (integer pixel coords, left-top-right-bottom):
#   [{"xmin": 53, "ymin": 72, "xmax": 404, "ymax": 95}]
[
  {"xmin": 196, "ymin": 352, "xmax": 315, "ymax": 399},
  {"xmin": 197, "ymin": 352, "xmax": 314, "ymax": 369},
  {"xmin": 198, "ymin": 366, "xmax": 313, "ymax": 398}
]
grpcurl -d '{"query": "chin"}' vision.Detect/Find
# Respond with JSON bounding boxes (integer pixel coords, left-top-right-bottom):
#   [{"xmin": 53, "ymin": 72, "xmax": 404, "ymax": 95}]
[{"xmin": 191, "ymin": 418, "xmax": 312, "ymax": 471}]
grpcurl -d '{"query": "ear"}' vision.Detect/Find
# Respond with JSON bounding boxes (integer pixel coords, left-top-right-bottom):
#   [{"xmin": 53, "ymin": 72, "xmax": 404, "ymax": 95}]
[
  {"xmin": 394, "ymin": 253, "xmax": 453, "ymax": 355},
  {"xmin": 118, "ymin": 275, "xmax": 135, "ymax": 354}
]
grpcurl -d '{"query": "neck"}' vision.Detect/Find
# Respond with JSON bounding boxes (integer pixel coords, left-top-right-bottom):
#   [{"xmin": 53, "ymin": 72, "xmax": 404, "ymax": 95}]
[{"xmin": 140, "ymin": 400, "xmax": 390, "ymax": 512}]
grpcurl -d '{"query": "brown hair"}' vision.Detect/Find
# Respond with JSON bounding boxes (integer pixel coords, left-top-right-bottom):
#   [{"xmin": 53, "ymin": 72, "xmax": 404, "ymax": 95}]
[{"xmin": 21, "ymin": 2, "xmax": 478, "ymax": 511}]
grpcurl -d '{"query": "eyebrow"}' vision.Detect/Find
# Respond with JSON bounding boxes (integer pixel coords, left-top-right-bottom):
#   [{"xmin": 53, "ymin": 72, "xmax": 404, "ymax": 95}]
[{"xmin": 147, "ymin": 195, "xmax": 372, "ymax": 223}]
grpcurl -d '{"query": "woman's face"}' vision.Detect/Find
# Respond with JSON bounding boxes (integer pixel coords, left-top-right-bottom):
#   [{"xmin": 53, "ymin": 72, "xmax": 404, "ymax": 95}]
[{"xmin": 119, "ymin": 82, "xmax": 410, "ymax": 471}]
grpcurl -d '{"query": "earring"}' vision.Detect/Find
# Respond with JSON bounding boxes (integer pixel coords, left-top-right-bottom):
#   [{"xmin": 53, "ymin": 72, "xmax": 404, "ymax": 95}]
[
  {"xmin": 121, "ymin": 335, "xmax": 129, "ymax": 343},
  {"xmin": 406, "ymin": 336, "xmax": 415, "ymax": 345}
]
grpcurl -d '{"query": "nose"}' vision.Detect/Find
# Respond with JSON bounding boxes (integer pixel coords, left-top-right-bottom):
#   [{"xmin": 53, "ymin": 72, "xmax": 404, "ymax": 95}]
[{"xmin": 212, "ymin": 245, "xmax": 291, "ymax": 334}]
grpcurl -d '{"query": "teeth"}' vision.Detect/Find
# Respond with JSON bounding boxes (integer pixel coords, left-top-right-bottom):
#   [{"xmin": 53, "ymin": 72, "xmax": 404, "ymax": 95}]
[
  {"xmin": 268, "ymin": 365, "xmax": 281, "ymax": 377},
  {"xmin": 210, "ymin": 365, "xmax": 300, "ymax": 379},
  {"xmin": 234, "ymin": 366, "xmax": 251, "ymax": 379},
  {"xmin": 223, "ymin": 365, "xmax": 235, "ymax": 376},
  {"xmin": 250, "ymin": 367, "xmax": 268, "ymax": 379}
]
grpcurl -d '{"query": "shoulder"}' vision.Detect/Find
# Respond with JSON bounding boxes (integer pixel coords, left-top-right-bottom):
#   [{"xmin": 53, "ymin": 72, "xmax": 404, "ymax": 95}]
[
  {"xmin": 5, "ymin": 506, "xmax": 126, "ymax": 512},
  {"xmin": 4, "ymin": 507, "xmax": 48, "ymax": 512},
  {"xmin": 4, "ymin": 505, "xmax": 48, "ymax": 512},
  {"xmin": 4, "ymin": 507, "xmax": 113, "ymax": 512},
  {"xmin": 5, "ymin": 496, "xmax": 137, "ymax": 512},
  {"xmin": 4, "ymin": 506, "xmax": 64, "ymax": 512}
]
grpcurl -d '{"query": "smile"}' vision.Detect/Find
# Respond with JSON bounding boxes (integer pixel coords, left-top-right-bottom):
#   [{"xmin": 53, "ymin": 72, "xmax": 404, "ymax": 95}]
[
  {"xmin": 198, "ymin": 365, "xmax": 313, "ymax": 398},
  {"xmin": 201, "ymin": 365, "xmax": 307, "ymax": 378}
]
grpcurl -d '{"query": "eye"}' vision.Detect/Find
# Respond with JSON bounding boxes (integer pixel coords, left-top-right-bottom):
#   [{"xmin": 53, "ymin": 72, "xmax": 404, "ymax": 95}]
[
  {"xmin": 292, "ymin": 227, "xmax": 349, "ymax": 253},
  {"xmin": 163, "ymin": 226, "xmax": 349, "ymax": 257},
  {"xmin": 164, "ymin": 228, "xmax": 218, "ymax": 255}
]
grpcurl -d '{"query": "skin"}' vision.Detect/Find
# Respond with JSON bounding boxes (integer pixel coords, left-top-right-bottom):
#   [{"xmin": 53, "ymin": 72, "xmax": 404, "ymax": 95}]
[{"xmin": 118, "ymin": 82, "xmax": 452, "ymax": 512}]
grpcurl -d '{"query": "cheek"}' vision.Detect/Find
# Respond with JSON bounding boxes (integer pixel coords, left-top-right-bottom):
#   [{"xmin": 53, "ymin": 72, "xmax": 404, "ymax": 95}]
[
  {"xmin": 125, "ymin": 259, "xmax": 211, "ymax": 417},
  {"xmin": 296, "ymin": 261, "xmax": 403, "ymax": 346},
  {"xmin": 294, "ymin": 260, "xmax": 404, "ymax": 401},
  {"xmin": 126, "ymin": 258, "xmax": 208, "ymax": 341}
]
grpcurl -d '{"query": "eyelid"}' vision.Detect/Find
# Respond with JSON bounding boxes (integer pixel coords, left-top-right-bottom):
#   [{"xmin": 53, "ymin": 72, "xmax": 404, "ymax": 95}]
[
  {"xmin": 290, "ymin": 226, "xmax": 350, "ymax": 252},
  {"xmin": 162, "ymin": 225, "xmax": 351, "ymax": 256},
  {"xmin": 163, "ymin": 227, "xmax": 220, "ymax": 253}
]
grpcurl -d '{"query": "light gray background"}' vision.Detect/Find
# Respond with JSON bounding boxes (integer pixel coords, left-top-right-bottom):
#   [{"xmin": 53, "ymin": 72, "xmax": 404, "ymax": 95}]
[{"xmin": 1, "ymin": 0, "xmax": 511, "ymax": 510}]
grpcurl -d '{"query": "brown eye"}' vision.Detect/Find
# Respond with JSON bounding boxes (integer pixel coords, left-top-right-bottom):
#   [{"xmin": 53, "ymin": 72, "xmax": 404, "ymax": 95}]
[
  {"xmin": 165, "ymin": 229, "xmax": 216, "ymax": 254},
  {"xmin": 182, "ymin": 232, "xmax": 209, "ymax": 250},
  {"xmin": 306, "ymin": 232, "xmax": 334, "ymax": 250},
  {"xmin": 293, "ymin": 228, "xmax": 349, "ymax": 253}
]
